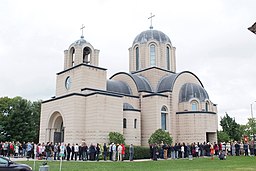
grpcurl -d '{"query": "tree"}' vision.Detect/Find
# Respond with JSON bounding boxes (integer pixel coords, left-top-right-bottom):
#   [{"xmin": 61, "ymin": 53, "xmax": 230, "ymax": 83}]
[
  {"xmin": 220, "ymin": 112, "xmax": 242, "ymax": 141},
  {"xmin": 0, "ymin": 96, "xmax": 41, "ymax": 143},
  {"xmin": 217, "ymin": 130, "xmax": 230, "ymax": 143},
  {"xmin": 241, "ymin": 118, "xmax": 256, "ymax": 140},
  {"xmin": 148, "ymin": 129, "xmax": 172, "ymax": 145},
  {"xmin": 108, "ymin": 132, "xmax": 125, "ymax": 144}
]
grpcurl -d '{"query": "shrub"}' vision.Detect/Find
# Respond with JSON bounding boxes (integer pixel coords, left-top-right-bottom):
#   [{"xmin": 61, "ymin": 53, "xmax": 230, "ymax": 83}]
[{"xmin": 123, "ymin": 145, "xmax": 150, "ymax": 160}]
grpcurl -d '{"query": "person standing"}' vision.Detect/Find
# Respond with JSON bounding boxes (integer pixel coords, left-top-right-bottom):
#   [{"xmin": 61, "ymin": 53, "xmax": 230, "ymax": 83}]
[
  {"xmin": 210, "ymin": 143, "xmax": 215, "ymax": 160},
  {"xmin": 74, "ymin": 143, "xmax": 79, "ymax": 161},
  {"xmin": 244, "ymin": 142, "xmax": 249, "ymax": 156},
  {"xmin": 152, "ymin": 144, "xmax": 158, "ymax": 161},
  {"xmin": 71, "ymin": 144, "xmax": 74, "ymax": 160},
  {"xmin": 26, "ymin": 142, "xmax": 32, "ymax": 160},
  {"xmin": 109, "ymin": 143, "xmax": 113, "ymax": 161},
  {"xmin": 112, "ymin": 143, "xmax": 116, "ymax": 161},
  {"xmin": 59, "ymin": 143, "xmax": 66, "ymax": 160},
  {"xmin": 53, "ymin": 143, "xmax": 58, "ymax": 160},
  {"xmin": 103, "ymin": 143, "xmax": 107, "ymax": 161},
  {"xmin": 117, "ymin": 144, "xmax": 122, "ymax": 161},
  {"xmin": 181, "ymin": 143, "xmax": 185, "ymax": 158},
  {"xmin": 121, "ymin": 144, "xmax": 125, "ymax": 161},
  {"xmin": 96, "ymin": 143, "xmax": 100, "ymax": 161},
  {"xmin": 66, "ymin": 143, "xmax": 71, "ymax": 161},
  {"xmin": 82, "ymin": 143, "xmax": 88, "ymax": 161},
  {"xmin": 129, "ymin": 144, "xmax": 134, "ymax": 161}
]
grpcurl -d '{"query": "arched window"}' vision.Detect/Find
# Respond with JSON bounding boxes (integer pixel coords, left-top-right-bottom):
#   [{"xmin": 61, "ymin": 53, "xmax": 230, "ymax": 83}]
[
  {"xmin": 83, "ymin": 47, "xmax": 91, "ymax": 64},
  {"xmin": 205, "ymin": 102, "xmax": 209, "ymax": 112},
  {"xmin": 70, "ymin": 47, "xmax": 75, "ymax": 67},
  {"xmin": 134, "ymin": 119, "xmax": 137, "ymax": 129},
  {"xmin": 161, "ymin": 106, "xmax": 168, "ymax": 130},
  {"xmin": 123, "ymin": 118, "xmax": 127, "ymax": 128},
  {"xmin": 191, "ymin": 101, "xmax": 198, "ymax": 111},
  {"xmin": 135, "ymin": 47, "xmax": 139, "ymax": 70},
  {"xmin": 150, "ymin": 44, "xmax": 156, "ymax": 66},
  {"xmin": 166, "ymin": 46, "xmax": 170, "ymax": 70}
]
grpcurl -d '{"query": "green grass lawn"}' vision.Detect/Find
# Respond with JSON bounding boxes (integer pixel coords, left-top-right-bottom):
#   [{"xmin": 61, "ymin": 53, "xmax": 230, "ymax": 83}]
[{"xmin": 20, "ymin": 156, "xmax": 256, "ymax": 171}]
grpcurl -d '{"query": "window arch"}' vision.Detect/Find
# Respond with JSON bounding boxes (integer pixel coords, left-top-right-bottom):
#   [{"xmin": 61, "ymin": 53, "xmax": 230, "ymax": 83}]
[
  {"xmin": 134, "ymin": 119, "xmax": 137, "ymax": 129},
  {"xmin": 135, "ymin": 47, "xmax": 139, "ymax": 70},
  {"xmin": 150, "ymin": 44, "xmax": 156, "ymax": 66},
  {"xmin": 123, "ymin": 118, "xmax": 127, "ymax": 128},
  {"xmin": 166, "ymin": 46, "xmax": 170, "ymax": 70},
  {"xmin": 70, "ymin": 47, "xmax": 75, "ymax": 67},
  {"xmin": 191, "ymin": 101, "xmax": 198, "ymax": 111},
  {"xmin": 161, "ymin": 106, "xmax": 168, "ymax": 130},
  {"xmin": 83, "ymin": 47, "xmax": 91, "ymax": 64},
  {"xmin": 205, "ymin": 102, "xmax": 209, "ymax": 112}
]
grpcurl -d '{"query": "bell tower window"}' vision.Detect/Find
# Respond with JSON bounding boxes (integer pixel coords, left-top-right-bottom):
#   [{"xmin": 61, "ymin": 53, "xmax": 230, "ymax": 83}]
[
  {"xmin": 70, "ymin": 47, "xmax": 75, "ymax": 67},
  {"xmin": 83, "ymin": 47, "xmax": 91, "ymax": 64},
  {"xmin": 166, "ymin": 46, "xmax": 170, "ymax": 70},
  {"xmin": 136, "ymin": 47, "xmax": 139, "ymax": 70},
  {"xmin": 150, "ymin": 44, "xmax": 156, "ymax": 66}
]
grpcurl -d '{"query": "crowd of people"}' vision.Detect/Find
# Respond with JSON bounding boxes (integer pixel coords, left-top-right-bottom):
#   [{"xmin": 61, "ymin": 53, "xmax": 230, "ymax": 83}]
[
  {"xmin": 0, "ymin": 140, "xmax": 255, "ymax": 161},
  {"xmin": 150, "ymin": 140, "xmax": 256, "ymax": 160},
  {"xmin": 0, "ymin": 141, "xmax": 135, "ymax": 162}
]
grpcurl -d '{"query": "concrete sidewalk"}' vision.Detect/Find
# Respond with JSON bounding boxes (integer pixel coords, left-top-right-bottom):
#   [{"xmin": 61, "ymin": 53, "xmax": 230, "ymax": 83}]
[{"xmin": 10, "ymin": 157, "xmax": 152, "ymax": 162}]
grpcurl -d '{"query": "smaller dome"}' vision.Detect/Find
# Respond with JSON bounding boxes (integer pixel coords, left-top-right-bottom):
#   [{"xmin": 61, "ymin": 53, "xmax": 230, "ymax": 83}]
[
  {"xmin": 69, "ymin": 36, "xmax": 88, "ymax": 47},
  {"xmin": 123, "ymin": 103, "xmax": 134, "ymax": 110},
  {"xmin": 179, "ymin": 83, "xmax": 209, "ymax": 103},
  {"xmin": 107, "ymin": 80, "xmax": 132, "ymax": 95},
  {"xmin": 133, "ymin": 30, "xmax": 172, "ymax": 45}
]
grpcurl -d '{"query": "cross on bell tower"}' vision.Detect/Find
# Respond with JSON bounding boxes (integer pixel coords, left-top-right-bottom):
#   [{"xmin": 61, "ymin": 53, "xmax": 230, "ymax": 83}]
[
  {"xmin": 148, "ymin": 13, "xmax": 155, "ymax": 29},
  {"xmin": 80, "ymin": 24, "xmax": 85, "ymax": 38}
]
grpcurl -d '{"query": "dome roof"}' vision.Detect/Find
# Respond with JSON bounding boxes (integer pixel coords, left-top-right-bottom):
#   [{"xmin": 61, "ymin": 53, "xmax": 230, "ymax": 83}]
[
  {"xmin": 133, "ymin": 29, "xmax": 172, "ymax": 45},
  {"xmin": 123, "ymin": 103, "xmax": 134, "ymax": 110},
  {"xmin": 107, "ymin": 80, "xmax": 132, "ymax": 95},
  {"xmin": 69, "ymin": 36, "xmax": 88, "ymax": 47},
  {"xmin": 179, "ymin": 83, "xmax": 209, "ymax": 103}
]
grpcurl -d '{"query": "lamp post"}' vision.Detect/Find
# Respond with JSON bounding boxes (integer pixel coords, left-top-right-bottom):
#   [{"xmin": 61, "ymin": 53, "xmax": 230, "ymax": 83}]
[{"xmin": 250, "ymin": 101, "xmax": 256, "ymax": 118}]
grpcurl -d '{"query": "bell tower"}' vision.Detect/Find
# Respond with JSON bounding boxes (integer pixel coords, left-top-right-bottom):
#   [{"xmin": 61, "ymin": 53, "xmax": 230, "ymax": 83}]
[
  {"xmin": 64, "ymin": 25, "xmax": 100, "ymax": 69},
  {"xmin": 55, "ymin": 26, "xmax": 107, "ymax": 97}
]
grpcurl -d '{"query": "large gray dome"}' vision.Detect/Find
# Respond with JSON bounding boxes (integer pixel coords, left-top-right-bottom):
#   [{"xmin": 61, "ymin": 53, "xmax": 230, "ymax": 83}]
[
  {"xmin": 179, "ymin": 83, "xmax": 209, "ymax": 103},
  {"xmin": 133, "ymin": 30, "xmax": 172, "ymax": 45}
]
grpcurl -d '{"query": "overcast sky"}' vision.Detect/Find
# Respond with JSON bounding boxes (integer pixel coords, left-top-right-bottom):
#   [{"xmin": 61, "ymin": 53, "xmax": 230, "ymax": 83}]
[{"xmin": 0, "ymin": 0, "xmax": 255, "ymax": 125}]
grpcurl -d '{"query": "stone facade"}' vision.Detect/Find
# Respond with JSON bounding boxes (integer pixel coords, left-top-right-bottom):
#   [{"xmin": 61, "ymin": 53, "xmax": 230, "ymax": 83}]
[{"xmin": 39, "ymin": 28, "xmax": 218, "ymax": 146}]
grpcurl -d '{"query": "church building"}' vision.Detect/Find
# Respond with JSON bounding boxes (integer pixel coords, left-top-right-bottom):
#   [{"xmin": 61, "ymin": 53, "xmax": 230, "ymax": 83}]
[{"xmin": 39, "ymin": 24, "xmax": 218, "ymax": 146}]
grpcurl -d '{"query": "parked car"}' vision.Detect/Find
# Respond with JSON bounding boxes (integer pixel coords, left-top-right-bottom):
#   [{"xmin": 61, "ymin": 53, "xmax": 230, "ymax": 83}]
[{"xmin": 0, "ymin": 156, "xmax": 32, "ymax": 171}]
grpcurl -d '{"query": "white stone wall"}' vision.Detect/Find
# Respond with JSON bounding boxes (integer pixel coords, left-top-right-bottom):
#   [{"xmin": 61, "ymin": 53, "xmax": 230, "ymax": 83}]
[
  {"xmin": 176, "ymin": 113, "xmax": 218, "ymax": 143},
  {"xmin": 140, "ymin": 95, "xmax": 169, "ymax": 146},
  {"xmin": 56, "ymin": 65, "xmax": 107, "ymax": 97},
  {"xmin": 123, "ymin": 110, "xmax": 141, "ymax": 146},
  {"xmin": 84, "ymin": 93, "xmax": 123, "ymax": 145},
  {"xmin": 39, "ymin": 95, "xmax": 87, "ymax": 144}
]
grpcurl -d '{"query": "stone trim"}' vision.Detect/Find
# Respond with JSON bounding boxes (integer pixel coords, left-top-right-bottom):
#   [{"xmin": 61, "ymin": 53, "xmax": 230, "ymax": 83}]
[
  {"xmin": 142, "ymin": 93, "xmax": 168, "ymax": 98},
  {"xmin": 176, "ymin": 111, "xmax": 217, "ymax": 115},
  {"xmin": 57, "ymin": 63, "xmax": 107, "ymax": 75},
  {"xmin": 81, "ymin": 88, "xmax": 139, "ymax": 98},
  {"xmin": 42, "ymin": 91, "xmax": 122, "ymax": 103}
]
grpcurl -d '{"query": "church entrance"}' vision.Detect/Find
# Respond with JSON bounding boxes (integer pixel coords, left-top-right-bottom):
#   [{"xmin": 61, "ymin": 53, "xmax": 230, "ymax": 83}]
[
  {"xmin": 206, "ymin": 132, "xmax": 216, "ymax": 143},
  {"xmin": 47, "ymin": 112, "xmax": 64, "ymax": 143}
]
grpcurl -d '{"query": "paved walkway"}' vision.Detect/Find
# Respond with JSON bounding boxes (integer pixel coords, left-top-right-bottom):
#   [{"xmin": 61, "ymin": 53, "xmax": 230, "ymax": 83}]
[{"xmin": 10, "ymin": 157, "xmax": 152, "ymax": 162}]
